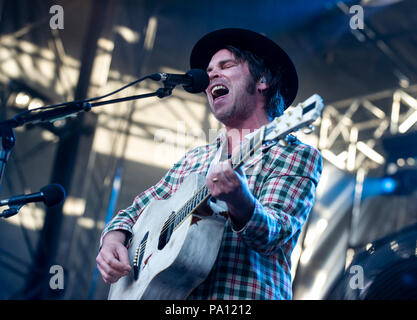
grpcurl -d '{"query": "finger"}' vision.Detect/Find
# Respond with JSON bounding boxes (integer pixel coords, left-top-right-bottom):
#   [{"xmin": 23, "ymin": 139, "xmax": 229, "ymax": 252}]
[
  {"xmin": 211, "ymin": 169, "xmax": 233, "ymax": 196},
  {"xmin": 97, "ymin": 261, "xmax": 119, "ymax": 284},
  {"xmin": 207, "ymin": 177, "xmax": 221, "ymax": 197},
  {"xmin": 97, "ymin": 256, "xmax": 119, "ymax": 278},
  {"xmin": 209, "ymin": 162, "xmax": 222, "ymax": 179},
  {"xmin": 207, "ymin": 164, "xmax": 222, "ymax": 187},
  {"xmin": 220, "ymin": 161, "xmax": 238, "ymax": 186},
  {"xmin": 224, "ymin": 158, "xmax": 243, "ymax": 177},
  {"xmin": 101, "ymin": 247, "xmax": 131, "ymax": 273},
  {"xmin": 206, "ymin": 170, "xmax": 217, "ymax": 184},
  {"xmin": 103, "ymin": 274, "xmax": 118, "ymax": 284},
  {"xmin": 107, "ymin": 256, "xmax": 130, "ymax": 274},
  {"xmin": 115, "ymin": 246, "xmax": 131, "ymax": 272},
  {"xmin": 222, "ymin": 163, "xmax": 239, "ymax": 183}
]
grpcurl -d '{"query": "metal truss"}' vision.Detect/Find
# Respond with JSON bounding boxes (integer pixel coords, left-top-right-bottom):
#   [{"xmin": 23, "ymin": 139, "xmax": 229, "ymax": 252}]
[{"xmin": 313, "ymin": 84, "xmax": 417, "ymax": 173}]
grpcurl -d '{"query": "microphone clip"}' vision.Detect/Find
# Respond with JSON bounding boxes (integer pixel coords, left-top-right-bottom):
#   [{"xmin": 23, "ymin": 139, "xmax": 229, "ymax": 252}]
[
  {"xmin": 0, "ymin": 204, "xmax": 23, "ymax": 219},
  {"xmin": 148, "ymin": 73, "xmax": 176, "ymax": 98},
  {"xmin": 155, "ymin": 86, "xmax": 174, "ymax": 99}
]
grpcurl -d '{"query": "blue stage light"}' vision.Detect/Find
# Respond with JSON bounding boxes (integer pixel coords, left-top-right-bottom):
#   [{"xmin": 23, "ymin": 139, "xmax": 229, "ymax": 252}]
[
  {"xmin": 381, "ymin": 177, "xmax": 397, "ymax": 194},
  {"xmin": 362, "ymin": 176, "xmax": 397, "ymax": 198}
]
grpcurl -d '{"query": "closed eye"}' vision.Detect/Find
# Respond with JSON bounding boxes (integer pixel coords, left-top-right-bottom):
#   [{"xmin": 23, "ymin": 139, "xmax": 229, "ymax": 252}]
[
  {"xmin": 206, "ymin": 59, "xmax": 238, "ymax": 73},
  {"xmin": 222, "ymin": 61, "xmax": 237, "ymax": 69}
]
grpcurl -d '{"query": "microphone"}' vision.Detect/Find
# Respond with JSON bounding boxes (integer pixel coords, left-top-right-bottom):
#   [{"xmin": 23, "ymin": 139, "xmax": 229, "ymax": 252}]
[
  {"xmin": 149, "ymin": 69, "xmax": 209, "ymax": 93},
  {"xmin": 0, "ymin": 183, "xmax": 66, "ymax": 208}
]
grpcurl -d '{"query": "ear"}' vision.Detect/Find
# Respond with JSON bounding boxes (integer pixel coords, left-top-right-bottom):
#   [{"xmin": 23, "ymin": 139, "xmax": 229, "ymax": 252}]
[{"xmin": 256, "ymin": 76, "xmax": 269, "ymax": 93}]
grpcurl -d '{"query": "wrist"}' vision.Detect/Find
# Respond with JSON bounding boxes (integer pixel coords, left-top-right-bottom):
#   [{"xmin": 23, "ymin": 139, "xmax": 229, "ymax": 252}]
[
  {"xmin": 228, "ymin": 193, "xmax": 256, "ymax": 230},
  {"xmin": 103, "ymin": 230, "xmax": 129, "ymax": 246}
]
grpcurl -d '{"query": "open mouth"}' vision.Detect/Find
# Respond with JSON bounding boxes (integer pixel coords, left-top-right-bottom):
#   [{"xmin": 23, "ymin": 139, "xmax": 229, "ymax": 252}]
[{"xmin": 211, "ymin": 85, "xmax": 229, "ymax": 101}]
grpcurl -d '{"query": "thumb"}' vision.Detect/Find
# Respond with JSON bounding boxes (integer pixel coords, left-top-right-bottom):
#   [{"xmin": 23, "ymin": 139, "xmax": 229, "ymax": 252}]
[{"xmin": 234, "ymin": 164, "xmax": 245, "ymax": 178}]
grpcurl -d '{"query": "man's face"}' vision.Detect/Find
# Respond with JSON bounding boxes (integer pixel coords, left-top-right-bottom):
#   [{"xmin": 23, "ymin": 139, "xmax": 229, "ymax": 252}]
[{"xmin": 205, "ymin": 49, "xmax": 257, "ymax": 126}]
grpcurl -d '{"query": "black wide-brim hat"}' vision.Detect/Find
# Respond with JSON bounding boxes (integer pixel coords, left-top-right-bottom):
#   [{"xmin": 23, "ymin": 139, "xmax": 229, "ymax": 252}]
[{"xmin": 190, "ymin": 28, "xmax": 298, "ymax": 108}]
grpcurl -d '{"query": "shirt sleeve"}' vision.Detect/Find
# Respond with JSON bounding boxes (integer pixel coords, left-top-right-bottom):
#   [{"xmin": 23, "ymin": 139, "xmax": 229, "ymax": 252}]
[
  {"xmin": 232, "ymin": 143, "xmax": 322, "ymax": 256},
  {"xmin": 99, "ymin": 148, "xmax": 197, "ymax": 247}
]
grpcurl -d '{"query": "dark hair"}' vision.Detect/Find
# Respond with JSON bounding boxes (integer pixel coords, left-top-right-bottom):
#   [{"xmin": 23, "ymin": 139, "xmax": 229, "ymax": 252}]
[{"xmin": 225, "ymin": 45, "xmax": 285, "ymax": 118}]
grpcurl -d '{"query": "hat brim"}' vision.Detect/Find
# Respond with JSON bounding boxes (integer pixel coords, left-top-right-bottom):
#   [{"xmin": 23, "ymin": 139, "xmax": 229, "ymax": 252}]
[{"xmin": 190, "ymin": 28, "xmax": 298, "ymax": 108}]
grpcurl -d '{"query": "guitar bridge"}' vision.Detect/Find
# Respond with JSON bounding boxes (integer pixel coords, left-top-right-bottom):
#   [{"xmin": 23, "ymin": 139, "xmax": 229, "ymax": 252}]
[
  {"xmin": 132, "ymin": 232, "xmax": 148, "ymax": 280},
  {"xmin": 133, "ymin": 247, "xmax": 139, "ymax": 280}
]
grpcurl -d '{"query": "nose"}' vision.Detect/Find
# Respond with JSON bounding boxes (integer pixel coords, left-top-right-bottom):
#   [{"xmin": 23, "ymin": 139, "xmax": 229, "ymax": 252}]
[{"xmin": 207, "ymin": 67, "xmax": 221, "ymax": 81}]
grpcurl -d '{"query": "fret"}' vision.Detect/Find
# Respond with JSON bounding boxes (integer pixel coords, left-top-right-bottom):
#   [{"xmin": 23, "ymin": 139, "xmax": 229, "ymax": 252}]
[
  {"xmin": 169, "ymin": 213, "xmax": 175, "ymax": 235},
  {"xmin": 174, "ymin": 209, "xmax": 181, "ymax": 228},
  {"xmin": 185, "ymin": 200, "xmax": 191, "ymax": 214},
  {"xmin": 197, "ymin": 188, "xmax": 206, "ymax": 206},
  {"xmin": 183, "ymin": 203, "xmax": 188, "ymax": 215},
  {"xmin": 196, "ymin": 188, "xmax": 203, "ymax": 203},
  {"xmin": 195, "ymin": 189, "xmax": 202, "ymax": 205},
  {"xmin": 191, "ymin": 196, "xmax": 196, "ymax": 210},
  {"xmin": 203, "ymin": 186, "xmax": 209, "ymax": 200}
]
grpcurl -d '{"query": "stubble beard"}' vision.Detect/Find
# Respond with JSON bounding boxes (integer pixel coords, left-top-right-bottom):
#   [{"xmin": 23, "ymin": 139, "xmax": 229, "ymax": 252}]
[{"xmin": 214, "ymin": 77, "xmax": 257, "ymax": 127}]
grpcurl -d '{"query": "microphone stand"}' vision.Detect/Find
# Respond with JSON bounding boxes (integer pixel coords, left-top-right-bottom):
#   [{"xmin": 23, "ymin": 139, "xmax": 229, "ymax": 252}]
[
  {"xmin": 0, "ymin": 126, "xmax": 15, "ymax": 191},
  {"xmin": 0, "ymin": 82, "xmax": 175, "ymax": 218}
]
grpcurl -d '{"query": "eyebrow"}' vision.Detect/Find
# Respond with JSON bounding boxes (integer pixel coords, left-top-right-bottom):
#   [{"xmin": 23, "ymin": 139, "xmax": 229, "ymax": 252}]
[{"xmin": 206, "ymin": 59, "xmax": 237, "ymax": 73}]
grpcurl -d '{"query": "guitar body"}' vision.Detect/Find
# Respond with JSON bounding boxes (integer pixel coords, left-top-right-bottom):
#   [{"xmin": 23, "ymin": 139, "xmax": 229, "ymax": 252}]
[{"xmin": 108, "ymin": 173, "xmax": 226, "ymax": 300}]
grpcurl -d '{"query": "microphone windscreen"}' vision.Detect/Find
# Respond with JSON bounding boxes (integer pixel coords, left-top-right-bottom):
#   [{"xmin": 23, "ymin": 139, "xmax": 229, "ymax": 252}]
[
  {"xmin": 183, "ymin": 69, "xmax": 209, "ymax": 93},
  {"xmin": 41, "ymin": 184, "xmax": 66, "ymax": 207}
]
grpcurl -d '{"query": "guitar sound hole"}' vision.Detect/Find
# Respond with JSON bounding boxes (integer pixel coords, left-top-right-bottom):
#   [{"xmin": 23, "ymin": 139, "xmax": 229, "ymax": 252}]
[{"xmin": 158, "ymin": 212, "xmax": 175, "ymax": 250}]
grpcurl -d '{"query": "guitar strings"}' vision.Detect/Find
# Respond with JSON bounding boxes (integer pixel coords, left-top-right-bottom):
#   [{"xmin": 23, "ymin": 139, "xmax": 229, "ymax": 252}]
[{"xmin": 158, "ymin": 129, "xmax": 265, "ymax": 235}]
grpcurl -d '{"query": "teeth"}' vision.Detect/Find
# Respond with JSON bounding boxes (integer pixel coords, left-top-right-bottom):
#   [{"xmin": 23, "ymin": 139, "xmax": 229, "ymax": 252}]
[{"xmin": 211, "ymin": 85, "xmax": 227, "ymax": 95}]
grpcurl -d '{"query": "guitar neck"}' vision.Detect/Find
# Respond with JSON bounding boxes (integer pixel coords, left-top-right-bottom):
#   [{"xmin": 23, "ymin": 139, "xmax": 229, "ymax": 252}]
[{"xmin": 172, "ymin": 94, "xmax": 324, "ymax": 230}]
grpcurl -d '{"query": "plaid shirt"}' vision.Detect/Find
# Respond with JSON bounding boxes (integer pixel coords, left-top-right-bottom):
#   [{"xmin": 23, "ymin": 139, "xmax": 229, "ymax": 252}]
[{"xmin": 101, "ymin": 134, "xmax": 322, "ymax": 300}]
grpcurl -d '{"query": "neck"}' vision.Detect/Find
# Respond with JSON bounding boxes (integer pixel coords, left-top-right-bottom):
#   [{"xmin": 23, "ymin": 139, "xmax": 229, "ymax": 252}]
[{"xmin": 225, "ymin": 112, "xmax": 271, "ymax": 153}]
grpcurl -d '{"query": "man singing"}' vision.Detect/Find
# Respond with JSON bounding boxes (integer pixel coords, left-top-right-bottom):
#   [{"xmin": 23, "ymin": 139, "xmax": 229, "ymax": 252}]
[{"xmin": 96, "ymin": 28, "xmax": 322, "ymax": 299}]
